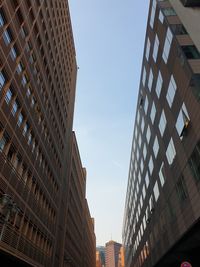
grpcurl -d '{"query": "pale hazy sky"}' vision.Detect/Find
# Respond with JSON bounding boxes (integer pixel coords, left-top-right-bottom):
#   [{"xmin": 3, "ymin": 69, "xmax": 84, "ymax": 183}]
[{"xmin": 69, "ymin": 0, "xmax": 149, "ymax": 246}]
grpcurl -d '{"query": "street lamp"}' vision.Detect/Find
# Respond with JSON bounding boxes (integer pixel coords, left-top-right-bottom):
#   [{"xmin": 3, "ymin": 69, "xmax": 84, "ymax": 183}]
[{"xmin": 0, "ymin": 194, "xmax": 19, "ymax": 241}]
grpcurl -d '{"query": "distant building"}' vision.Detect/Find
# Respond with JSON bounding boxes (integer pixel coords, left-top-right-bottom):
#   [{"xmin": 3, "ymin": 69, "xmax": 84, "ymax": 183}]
[
  {"xmin": 123, "ymin": 0, "xmax": 200, "ymax": 267},
  {"xmin": 105, "ymin": 241, "xmax": 121, "ymax": 267},
  {"xmin": 118, "ymin": 246, "xmax": 125, "ymax": 267},
  {"xmin": 97, "ymin": 246, "xmax": 106, "ymax": 266},
  {"xmin": 96, "ymin": 250, "xmax": 103, "ymax": 267}
]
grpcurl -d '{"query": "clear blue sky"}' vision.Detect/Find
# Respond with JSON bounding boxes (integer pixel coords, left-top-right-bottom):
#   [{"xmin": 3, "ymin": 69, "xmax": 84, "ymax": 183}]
[{"xmin": 68, "ymin": 0, "xmax": 149, "ymax": 246}]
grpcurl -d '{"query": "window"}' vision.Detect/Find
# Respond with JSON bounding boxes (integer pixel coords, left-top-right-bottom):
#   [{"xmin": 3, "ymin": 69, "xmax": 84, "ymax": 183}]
[
  {"xmin": 153, "ymin": 181, "xmax": 160, "ymax": 202},
  {"xmin": 153, "ymin": 136, "xmax": 159, "ymax": 158},
  {"xmin": 166, "ymin": 75, "xmax": 177, "ymax": 107},
  {"xmin": 176, "ymin": 103, "xmax": 190, "ymax": 138},
  {"xmin": 159, "ymin": 11, "xmax": 164, "ymax": 23},
  {"xmin": 11, "ymin": 100, "xmax": 19, "ymax": 116},
  {"xmin": 0, "ymin": 12, "xmax": 5, "ymax": 27},
  {"xmin": 16, "ymin": 62, "xmax": 23, "ymax": 74},
  {"xmin": 28, "ymin": 133, "xmax": 32, "ymax": 145},
  {"xmin": 176, "ymin": 176, "xmax": 188, "ymax": 201},
  {"xmin": 149, "ymin": 156, "xmax": 154, "ymax": 175},
  {"xmin": 171, "ymin": 24, "xmax": 187, "ymax": 35},
  {"xmin": 143, "ymin": 143, "xmax": 147, "ymax": 160},
  {"xmin": 10, "ymin": 45, "xmax": 18, "ymax": 61},
  {"xmin": 159, "ymin": 110, "xmax": 167, "ymax": 136},
  {"xmin": 3, "ymin": 29, "xmax": 12, "ymax": 45},
  {"xmin": 150, "ymin": 102, "xmax": 156, "ymax": 124},
  {"xmin": 144, "ymin": 95, "xmax": 149, "ymax": 114},
  {"xmin": 150, "ymin": 0, "xmax": 157, "ymax": 29},
  {"xmin": 0, "ymin": 136, "xmax": 6, "ymax": 152},
  {"xmin": 156, "ymin": 71, "xmax": 163, "ymax": 98},
  {"xmin": 182, "ymin": 45, "xmax": 200, "ymax": 59},
  {"xmin": 141, "ymin": 117, "xmax": 145, "ymax": 133},
  {"xmin": 5, "ymin": 88, "xmax": 12, "ymax": 104},
  {"xmin": 148, "ymin": 68, "xmax": 153, "ymax": 91},
  {"xmin": 162, "ymin": 27, "xmax": 173, "ymax": 63},
  {"xmin": 17, "ymin": 113, "xmax": 23, "ymax": 127},
  {"xmin": 166, "ymin": 138, "xmax": 176, "ymax": 165},
  {"xmin": 188, "ymin": 141, "xmax": 200, "ymax": 182},
  {"xmin": 26, "ymin": 87, "xmax": 31, "ymax": 98},
  {"xmin": 159, "ymin": 163, "xmax": 166, "ymax": 186},
  {"xmin": 145, "ymin": 38, "xmax": 151, "ymax": 61},
  {"xmin": 190, "ymin": 74, "xmax": 200, "ymax": 101},
  {"xmin": 142, "ymin": 67, "xmax": 147, "ymax": 87},
  {"xmin": 23, "ymin": 123, "xmax": 28, "ymax": 136},
  {"xmin": 0, "ymin": 71, "xmax": 6, "ymax": 90},
  {"xmin": 146, "ymin": 125, "xmax": 151, "ymax": 143},
  {"xmin": 22, "ymin": 74, "xmax": 28, "ymax": 87},
  {"xmin": 163, "ymin": 7, "xmax": 176, "ymax": 16},
  {"xmin": 153, "ymin": 35, "xmax": 159, "ymax": 62}
]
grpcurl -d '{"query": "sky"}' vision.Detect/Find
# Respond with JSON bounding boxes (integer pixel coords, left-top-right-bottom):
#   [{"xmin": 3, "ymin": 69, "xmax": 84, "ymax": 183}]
[{"xmin": 68, "ymin": 0, "xmax": 149, "ymax": 246}]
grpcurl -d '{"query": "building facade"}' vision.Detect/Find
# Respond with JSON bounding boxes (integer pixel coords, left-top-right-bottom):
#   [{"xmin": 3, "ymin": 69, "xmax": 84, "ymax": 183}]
[
  {"xmin": 105, "ymin": 241, "xmax": 121, "ymax": 267},
  {"xmin": 118, "ymin": 246, "xmax": 125, "ymax": 267},
  {"xmin": 97, "ymin": 246, "xmax": 106, "ymax": 267},
  {"xmin": 0, "ymin": 1, "xmax": 95, "ymax": 267},
  {"xmin": 123, "ymin": 1, "xmax": 200, "ymax": 267}
]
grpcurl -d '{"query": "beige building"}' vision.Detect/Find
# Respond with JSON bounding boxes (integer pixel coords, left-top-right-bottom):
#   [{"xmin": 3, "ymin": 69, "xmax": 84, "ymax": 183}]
[{"xmin": 105, "ymin": 241, "xmax": 121, "ymax": 267}]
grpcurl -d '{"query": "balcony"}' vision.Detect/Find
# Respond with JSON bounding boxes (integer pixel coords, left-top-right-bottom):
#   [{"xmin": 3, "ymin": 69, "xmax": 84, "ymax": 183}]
[{"xmin": 181, "ymin": 0, "xmax": 200, "ymax": 7}]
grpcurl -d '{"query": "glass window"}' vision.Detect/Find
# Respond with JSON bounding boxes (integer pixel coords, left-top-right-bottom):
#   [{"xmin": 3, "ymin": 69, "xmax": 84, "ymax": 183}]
[
  {"xmin": 159, "ymin": 110, "xmax": 167, "ymax": 136},
  {"xmin": 156, "ymin": 71, "xmax": 163, "ymax": 98},
  {"xmin": 0, "ymin": 136, "xmax": 6, "ymax": 152},
  {"xmin": 153, "ymin": 35, "xmax": 159, "ymax": 62},
  {"xmin": 16, "ymin": 62, "xmax": 23, "ymax": 74},
  {"xmin": 3, "ymin": 29, "xmax": 12, "ymax": 45},
  {"xmin": 142, "ymin": 185, "xmax": 146, "ymax": 199},
  {"xmin": 26, "ymin": 87, "xmax": 31, "ymax": 98},
  {"xmin": 159, "ymin": 10, "xmax": 164, "ymax": 23},
  {"xmin": 144, "ymin": 95, "xmax": 149, "ymax": 114},
  {"xmin": 176, "ymin": 103, "xmax": 190, "ymax": 138},
  {"xmin": 142, "ymin": 67, "xmax": 147, "ymax": 87},
  {"xmin": 10, "ymin": 46, "xmax": 18, "ymax": 61},
  {"xmin": 0, "ymin": 13, "xmax": 5, "ymax": 27},
  {"xmin": 153, "ymin": 181, "xmax": 160, "ymax": 202},
  {"xmin": 5, "ymin": 88, "xmax": 12, "ymax": 104},
  {"xmin": 148, "ymin": 68, "xmax": 153, "ymax": 91},
  {"xmin": 153, "ymin": 136, "xmax": 159, "ymax": 158},
  {"xmin": 28, "ymin": 133, "xmax": 32, "ymax": 145},
  {"xmin": 17, "ymin": 113, "xmax": 23, "ymax": 127},
  {"xmin": 171, "ymin": 24, "xmax": 187, "ymax": 35},
  {"xmin": 145, "ymin": 38, "xmax": 151, "ymax": 61},
  {"xmin": 150, "ymin": 102, "xmax": 156, "ymax": 124},
  {"xmin": 11, "ymin": 100, "xmax": 18, "ymax": 116},
  {"xmin": 22, "ymin": 74, "xmax": 28, "ymax": 87},
  {"xmin": 143, "ymin": 143, "xmax": 147, "ymax": 160},
  {"xmin": 163, "ymin": 7, "xmax": 176, "ymax": 16},
  {"xmin": 0, "ymin": 71, "xmax": 6, "ymax": 90},
  {"xmin": 176, "ymin": 176, "xmax": 188, "ymax": 201},
  {"xmin": 166, "ymin": 75, "xmax": 177, "ymax": 107},
  {"xmin": 23, "ymin": 123, "xmax": 28, "ymax": 136},
  {"xmin": 159, "ymin": 162, "xmax": 166, "ymax": 186},
  {"xmin": 162, "ymin": 27, "xmax": 173, "ymax": 64},
  {"xmin": 182, "ymin": 45, "xmax": 200, "ymax": 59},
  {"xmin": 150, "ymin": 0, "xmax": 157, "ymax": 29},
  {"xmin": 138, "ymin": 134, "xmax": 142, "ymax": 148},
  {"xmin": 188, "ymin": 141, "xmax": 200, "ymax": 182},
  {"xmin": 146, "ymin": 125, "xmax": 151, "ymax": 143},
  {"xmin": 149, "ymin": 156, "xmax": 154, "ymax": 175},
  {"xmin": 141, "ymin": 117, "xmax": 145, "ymax": 133},
  {"xmin": 166, "ymin": 138, "xmax": 176, "ymax": 165}
]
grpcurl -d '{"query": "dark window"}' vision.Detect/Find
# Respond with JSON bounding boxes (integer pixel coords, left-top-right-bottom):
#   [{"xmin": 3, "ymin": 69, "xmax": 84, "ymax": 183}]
[
  {"xmin": 182, "ymin": 45, "xmax": 200, "ymax": 59},
  {"xmin": 190, "ymin": 74, "xmax": 200, "ymax": 101},
  {"xmin": 180, "ymin": 0, "xmax": 200, "ymax": 7},
  {"xmin": 189, "ymin": 141, "xmax": 200, "ymax": 182},
  {"xmin": 171, "ymin": 24, "xmax": 187, "ymax": 35},
  {"xmin": 162, "ymin": 7, "xmax": 176, "ymax": 16},
  {"xmin": 176, "ymin": 176, "xmax": 188, "ymax": 201}
]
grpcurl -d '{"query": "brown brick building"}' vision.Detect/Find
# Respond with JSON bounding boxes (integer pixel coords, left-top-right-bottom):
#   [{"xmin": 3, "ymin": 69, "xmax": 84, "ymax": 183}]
[
  {"xmin": 0, "ymin": 1, "xmax": 95, "ymax": 266},
  {"xmin": 123, "ymin": 1, "xmax": 200, "ymax": 267}
]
